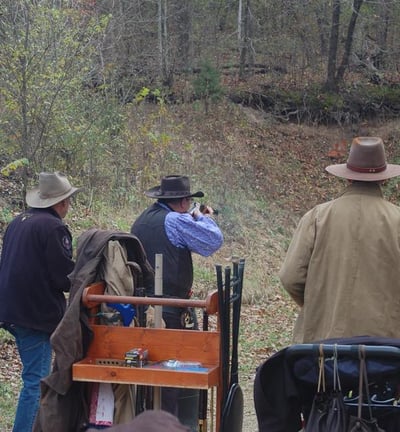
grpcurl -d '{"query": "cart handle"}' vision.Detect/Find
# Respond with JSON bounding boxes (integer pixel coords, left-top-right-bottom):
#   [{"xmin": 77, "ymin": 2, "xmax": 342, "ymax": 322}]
[
  {"xmin": 286, "ymin": 343, "xmax": 400, "ymax": 359},
  {"xmin": 82, "ymin": 281, "xmax": 219, "ymax": 315}
]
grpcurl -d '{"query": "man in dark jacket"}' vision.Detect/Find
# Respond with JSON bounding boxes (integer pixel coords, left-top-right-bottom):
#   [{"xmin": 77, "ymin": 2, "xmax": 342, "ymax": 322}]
[
  {"xmin": 0, "ymin": 171, "xmax": 81, "ymax": 432},
  {"xmin": 131, "ymin": 175, "xmax": 223, "ymax": 432}
]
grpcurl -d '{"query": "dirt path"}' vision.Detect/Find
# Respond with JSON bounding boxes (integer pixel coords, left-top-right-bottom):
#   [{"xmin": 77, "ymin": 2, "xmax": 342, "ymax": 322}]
[{"xmin": 242, "ymin": 376, "xmax": 258, "ymax": 431}]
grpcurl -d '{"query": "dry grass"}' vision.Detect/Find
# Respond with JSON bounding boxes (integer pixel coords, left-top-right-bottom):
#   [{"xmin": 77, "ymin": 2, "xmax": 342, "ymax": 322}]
[{"xmin": 2, "ymin": 98, "xmax": 400, "ymax": 430}]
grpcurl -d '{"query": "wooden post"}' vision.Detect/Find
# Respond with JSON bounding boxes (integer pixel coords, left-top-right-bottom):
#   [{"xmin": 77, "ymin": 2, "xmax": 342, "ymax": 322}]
[
  {"xmin": 154, "ymin": 254, "xmax": 163, "ymax": 328},
  {"xmin": 153, "ymin": 254, "xmax": 163, "ymax": 409}
]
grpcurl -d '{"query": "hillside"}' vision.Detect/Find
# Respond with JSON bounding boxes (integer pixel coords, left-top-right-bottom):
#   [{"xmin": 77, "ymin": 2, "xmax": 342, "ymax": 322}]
[
  {"xmin": 166, "ymin": 101, "xmax": 400, "ymax": 302},
  {"xmin": 2, "ymin": 100, "xmax": 400, "ymax": 309},
  {"xmin": 2, "ymin": 1, "xmax": 400, "ymax": 429},
  {"xmin": 1, "ymin": 100, "xmax": 400, "ymax": 431}
]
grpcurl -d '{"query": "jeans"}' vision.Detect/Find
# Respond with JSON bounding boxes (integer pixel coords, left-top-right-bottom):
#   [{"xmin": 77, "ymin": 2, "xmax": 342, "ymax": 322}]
[{"xmin": 5, "ymin": 324, "xmax": 52, "ymax": 432}]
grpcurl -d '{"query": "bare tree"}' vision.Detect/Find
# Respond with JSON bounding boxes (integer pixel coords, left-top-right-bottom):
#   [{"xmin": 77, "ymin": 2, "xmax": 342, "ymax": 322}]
[
  {"xmin": 325, "ymin": 0, "xmax": 364, "ymax": 91},
  {"xmin": 0, "ymin": 0, "xmax": 110, "ymax": 189},
  {"xmin": 375, "ymin": 0, "xmax": 390, "ymax": 69},
  {"xmin": 158, "ymin": 0, "xmax": 171, "ymax": 86},
  {"xmin": 173, "ymin": 0, "xmax": 193, "ymax": 72},
  {"xmin": 325, "ymin": 0, "xmax": 341, "ymax": 91},
  {"xmin": 239, "ymin": 0, "xmax": 254, "ymax": 79}
]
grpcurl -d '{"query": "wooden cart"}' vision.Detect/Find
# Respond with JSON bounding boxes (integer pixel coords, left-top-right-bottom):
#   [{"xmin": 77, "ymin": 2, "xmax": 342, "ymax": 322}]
[{"xmin": 72, "ymin": 281, "xmax": 223, "ymax": 431}]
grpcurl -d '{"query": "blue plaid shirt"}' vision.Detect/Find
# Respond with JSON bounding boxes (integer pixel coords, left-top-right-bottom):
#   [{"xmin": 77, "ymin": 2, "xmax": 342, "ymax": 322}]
[{"xmin": 157, "ymin": 202, "xmax": 223, "ymax": 256}]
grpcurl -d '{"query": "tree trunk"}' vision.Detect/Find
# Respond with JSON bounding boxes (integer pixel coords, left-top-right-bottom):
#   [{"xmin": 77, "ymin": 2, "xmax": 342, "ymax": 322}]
[
  {"xmin": 335, "ymin": 0, "xmax": 364, "ymax": 84},
  {"xmin": 172, "ymin": 0, "xmax": 192, "ymax": 73},
  {"xmin": 158, "ymin": 0, "xmax": 171, "ymax": 86},
  {"xmin": 238, "ymin": 0, "xmax": 242, "ymax": 41},
  {"xmin": 324, "ymin": 0, "xmax": 341, "ymax": 92},
  {"xmin": 239, "ymin": 0, "xmax": 253, "ymax": 79},
  {"xmin": 314, "ymin": 2, "xmax": 329, "ymax": 57},
  {"xmin": 376, "ymin": 0, "xmax": 390, "ymax": 69}
]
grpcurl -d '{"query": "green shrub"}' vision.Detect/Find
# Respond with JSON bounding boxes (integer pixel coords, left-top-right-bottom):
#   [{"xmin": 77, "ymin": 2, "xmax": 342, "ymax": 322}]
[{"xmin": 193, "ymin": 60, "xmax": 224, "ymax": 113}]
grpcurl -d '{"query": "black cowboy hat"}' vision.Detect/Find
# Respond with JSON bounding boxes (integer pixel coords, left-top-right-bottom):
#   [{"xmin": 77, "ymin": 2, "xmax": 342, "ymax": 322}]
[{"xmin": 145, "ymin": 175, "xmax": 204, "ymax": 199}]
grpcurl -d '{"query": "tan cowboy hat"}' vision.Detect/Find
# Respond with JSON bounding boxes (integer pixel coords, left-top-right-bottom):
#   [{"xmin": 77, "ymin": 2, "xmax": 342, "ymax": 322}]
[
  {"xmin": 145, "ymin": 175, "xmax": 204, "ymax": 199},
  {"xmin": 26, "ymin": 171, "xmax": 82, "ymax": 208},
  {"xmin": 326, "ymin": 136, "xmax": 400, "ymax": 181}
]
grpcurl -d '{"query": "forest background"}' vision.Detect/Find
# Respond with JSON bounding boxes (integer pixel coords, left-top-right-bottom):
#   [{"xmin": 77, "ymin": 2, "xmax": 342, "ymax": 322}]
[{"xmin": 1, "ymin": 1, "xmax": 400, "ymax": 431}]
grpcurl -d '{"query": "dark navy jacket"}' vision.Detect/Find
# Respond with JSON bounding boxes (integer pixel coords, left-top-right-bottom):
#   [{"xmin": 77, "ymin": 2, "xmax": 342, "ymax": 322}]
[
  {"xmin": 131, "ymin": 202, "xmax": 193, "ymax": 300},
  {"xmin": 0, "ymin": 207, "xmax": 74, "ymax": 333}
]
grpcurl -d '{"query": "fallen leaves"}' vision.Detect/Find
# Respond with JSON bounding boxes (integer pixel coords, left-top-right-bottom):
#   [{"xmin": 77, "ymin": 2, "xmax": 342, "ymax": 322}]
[{"xmin": 0, "ymin": 339, "xmax": 22, "ymax": 388}]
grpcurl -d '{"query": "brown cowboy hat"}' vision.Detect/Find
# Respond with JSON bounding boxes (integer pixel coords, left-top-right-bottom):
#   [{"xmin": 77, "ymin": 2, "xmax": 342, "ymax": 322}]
[
  {"xmin": 326, "ymin": 136, "xmax": 400, "ymax": 181},
  {"xmin": 26, "ymin": 171, "xmax": 82, "ymax": 208},
  {"xmin": 145, "ymin": 175, "xmax": 204, "ymax": 199}
]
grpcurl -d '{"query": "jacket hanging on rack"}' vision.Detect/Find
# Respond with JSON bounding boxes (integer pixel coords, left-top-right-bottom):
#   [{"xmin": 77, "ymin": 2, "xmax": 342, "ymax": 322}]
[{"xmin": 33, "ymin": 228, "xmax": 154, "ymax": 432}]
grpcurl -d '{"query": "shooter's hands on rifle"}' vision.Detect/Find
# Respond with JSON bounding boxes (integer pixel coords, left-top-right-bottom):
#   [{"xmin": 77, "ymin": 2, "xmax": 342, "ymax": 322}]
[
  {"xmin": 190, "ymin": 202, "xmax": 218, "ymax": 218},
  {"xmin": 199, "ymin": 204, "xmax": 214, "ymax": 215}
]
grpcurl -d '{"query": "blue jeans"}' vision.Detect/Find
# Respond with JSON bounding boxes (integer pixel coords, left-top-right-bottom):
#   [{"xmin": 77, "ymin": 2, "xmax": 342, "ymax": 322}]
[{"xmin": 5, "ymin": 325, "xmax": 52, "ymax": 432}]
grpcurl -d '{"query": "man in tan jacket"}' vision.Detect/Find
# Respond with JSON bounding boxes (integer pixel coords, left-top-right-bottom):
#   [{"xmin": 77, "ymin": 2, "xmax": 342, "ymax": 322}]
[{"xmin": 280, "ymin": 136, "xmax": 400, "ymax": 343}]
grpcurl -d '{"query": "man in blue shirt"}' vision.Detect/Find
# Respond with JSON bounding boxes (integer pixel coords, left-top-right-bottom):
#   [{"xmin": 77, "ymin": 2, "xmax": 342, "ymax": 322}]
[
  {"xmin": 0, "ymin": 171, "xmax": 82, "ymax": 432},
  {"xmin": 131, "ymin": 175, "xmax": 223, "ymax": 431}
]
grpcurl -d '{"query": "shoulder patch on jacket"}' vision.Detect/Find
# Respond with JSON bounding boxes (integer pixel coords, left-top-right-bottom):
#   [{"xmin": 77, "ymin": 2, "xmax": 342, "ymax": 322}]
[{"xmin": 62, "ymin": 235, "xmax": 72, "ymax": 251}]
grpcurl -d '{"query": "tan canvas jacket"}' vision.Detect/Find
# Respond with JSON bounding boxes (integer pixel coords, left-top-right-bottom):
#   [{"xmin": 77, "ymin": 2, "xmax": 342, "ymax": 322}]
[{"xmin": 280, "ymin": 182, "xmax": 400, "ymax": 343}]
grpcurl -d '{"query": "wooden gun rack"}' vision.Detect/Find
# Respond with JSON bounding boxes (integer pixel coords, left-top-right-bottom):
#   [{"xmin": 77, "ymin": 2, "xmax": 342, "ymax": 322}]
[{"xmin": 72, "ymin": 281, "xmax": 223, "ymax": 430}]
